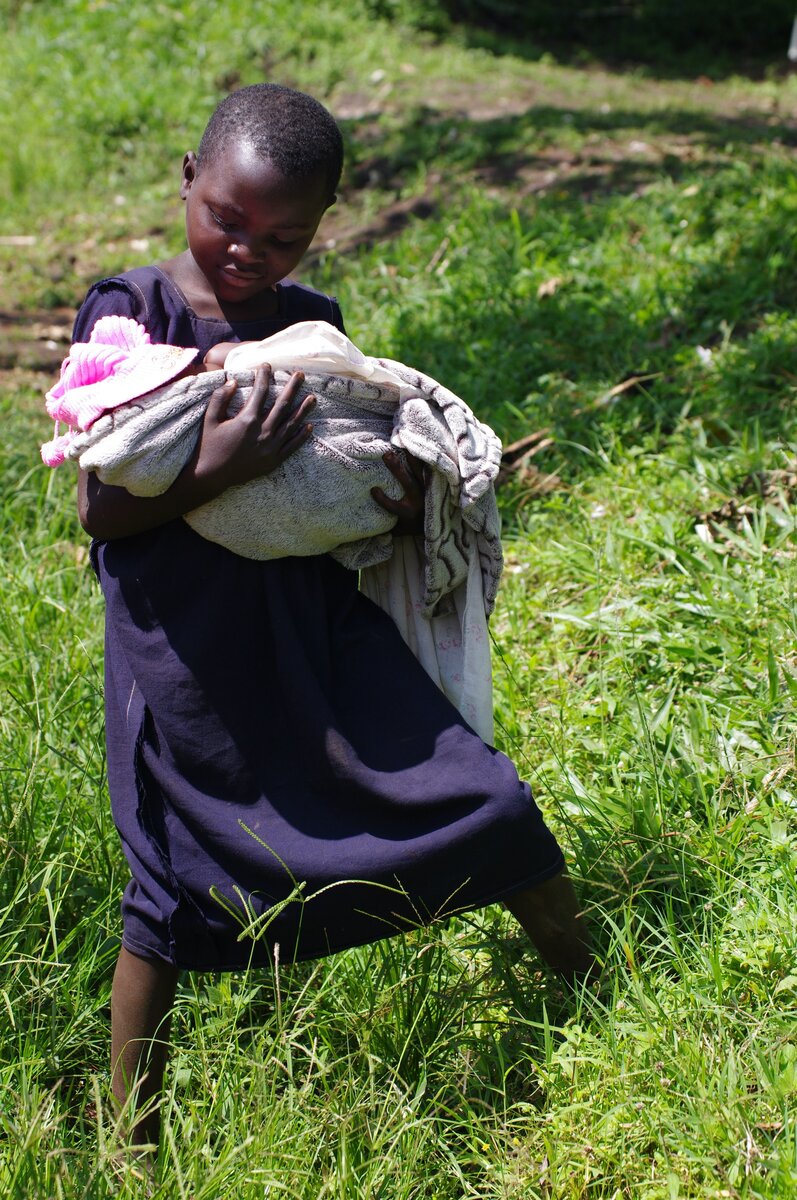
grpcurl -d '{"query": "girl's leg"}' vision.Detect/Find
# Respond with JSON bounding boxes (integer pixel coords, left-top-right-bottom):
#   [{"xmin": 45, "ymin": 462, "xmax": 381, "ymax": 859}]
[
  {"xmin": 111, "ymin": 946, "xmax": 179, "ymax": 1146},
  {"xmin": 504, "ymin": 870, "xmax": 596, "ymax": 983}
]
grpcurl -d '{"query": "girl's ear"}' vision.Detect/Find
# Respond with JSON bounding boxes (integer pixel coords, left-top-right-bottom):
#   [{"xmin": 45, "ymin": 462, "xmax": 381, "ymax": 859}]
[{"xmin": 180, "ymin": 152, "xmax": 198, "ymax": 201}]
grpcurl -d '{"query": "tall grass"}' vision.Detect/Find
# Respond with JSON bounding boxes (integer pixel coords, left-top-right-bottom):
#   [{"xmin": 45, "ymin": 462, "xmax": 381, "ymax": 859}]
[{"xmin": 2, "ymin": 2, "xmax": 797, "ymax": 1196}]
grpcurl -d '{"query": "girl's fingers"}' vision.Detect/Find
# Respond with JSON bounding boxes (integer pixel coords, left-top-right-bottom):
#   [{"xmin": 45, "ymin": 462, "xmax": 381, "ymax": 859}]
[
  {"xmin": 205, "ymin": 378, "xmax": 239, "ymax": 421},
  {"xmin": 265, "ymin": 369, "xmax": 306, "ymax": 417},
  {"xmin": 277, "ymin": 420, "xmax": 314, "ymax": 460},
  {"xmin": 371, "ymin": 485, "xmax": 414, "ymax": 515},
  {"xmin": 242, "ymin": 364, "xmax": 273, "ymax": 413},
  {"xmin": 383, "ymin": 450, "xmax": 424, "ymax": 494},
  {"xmin": 272, "ymin": 401, "xmax": 315, "ymax": 460},
  {"xmin": 370, "ymin": 485, "xmax": 393, "ymax": 510},
  {"xmin": 262, "ymin": 387, "xmax": 315, "ymax": 445},
  {"xmin": 284, "ymin": 393, "xmax": 316, "ymax": 428},
  {"xmin": 241, "ymin": 367, "xmax": 309, "ymax": 427},
  {"xmin": 373, "ymin": 452, "xmax": 425, "ymax": 537}
]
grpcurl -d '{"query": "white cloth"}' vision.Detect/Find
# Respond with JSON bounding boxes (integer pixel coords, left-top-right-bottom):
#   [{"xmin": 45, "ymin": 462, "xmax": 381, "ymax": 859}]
[{"xmin": 67, "ymin": 322, "xmax": 503, "ymax": 741}]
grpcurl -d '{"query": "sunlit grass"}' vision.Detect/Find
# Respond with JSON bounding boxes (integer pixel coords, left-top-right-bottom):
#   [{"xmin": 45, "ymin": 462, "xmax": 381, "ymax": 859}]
[{"xmin": 2, "ymin": 2, "xmax": 797, "ymax": 1197}]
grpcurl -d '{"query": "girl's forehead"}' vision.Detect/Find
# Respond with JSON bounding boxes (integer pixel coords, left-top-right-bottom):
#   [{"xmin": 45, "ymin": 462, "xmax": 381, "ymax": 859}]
[{"xmin": 198, "ymin": 142, "xmax": 330, "ymax": 217}]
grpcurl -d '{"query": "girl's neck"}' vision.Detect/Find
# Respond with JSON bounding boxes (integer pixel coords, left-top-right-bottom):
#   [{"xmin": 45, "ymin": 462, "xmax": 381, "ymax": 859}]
[{"xmin": 158, "ymin": 252, "xmax": 280, "ymax": 321}]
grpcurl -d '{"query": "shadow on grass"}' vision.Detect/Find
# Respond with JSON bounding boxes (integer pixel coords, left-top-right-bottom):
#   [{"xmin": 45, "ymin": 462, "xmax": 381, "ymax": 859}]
[
  {"xmin": 384, "ymin": 273, "xmax": 797, "ymax": 467},
  {"xmin": 452, "ymin": 30, "xmax": 795, "ymax": 85},
  {"xmin": 394, "ymin": 3, "xmax": 797, "ymax": 83},
  {"xmin": 331, "ymin": 100, "xmax": 797, "ymax": 471},
  {"xmin": 339, "ymin": 100, "xmax": 796, "ymax": 211}
]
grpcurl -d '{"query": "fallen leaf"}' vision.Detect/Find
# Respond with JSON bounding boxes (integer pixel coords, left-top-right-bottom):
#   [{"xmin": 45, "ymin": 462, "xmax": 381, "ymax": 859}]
[{"xmin": 536, "ymin": 276, "xmax": 563, "ymax": 299}]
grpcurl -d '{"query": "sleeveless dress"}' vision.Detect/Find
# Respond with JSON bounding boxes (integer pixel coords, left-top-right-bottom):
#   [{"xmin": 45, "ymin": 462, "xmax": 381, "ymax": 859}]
[{"xmin": 79, "ymin": 266, "xmax": 565, "ymax": 970}]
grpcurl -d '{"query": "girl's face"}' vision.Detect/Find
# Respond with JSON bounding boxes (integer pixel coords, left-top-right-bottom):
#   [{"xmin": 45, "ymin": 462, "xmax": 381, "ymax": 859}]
[{"xmin": 180, "ymin": 142, "xmax": 333, "ymax": 311}]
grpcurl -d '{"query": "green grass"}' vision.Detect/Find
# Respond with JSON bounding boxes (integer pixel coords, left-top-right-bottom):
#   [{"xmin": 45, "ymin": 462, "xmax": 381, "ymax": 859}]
[{"xmin": 3, "ymin": 1, "xmax": 797, "ymax": 1196}]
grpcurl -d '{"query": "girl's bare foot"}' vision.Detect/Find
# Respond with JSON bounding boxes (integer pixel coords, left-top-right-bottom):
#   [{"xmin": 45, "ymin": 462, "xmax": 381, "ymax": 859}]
[{"xmin": 504, "ymin": 870, "xmax": 597, "ymax": 985}]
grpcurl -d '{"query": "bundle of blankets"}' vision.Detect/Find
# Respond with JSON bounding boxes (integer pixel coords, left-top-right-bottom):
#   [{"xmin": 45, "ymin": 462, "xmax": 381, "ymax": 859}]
[{"xmin": 43, "ymin": 318, "xmax": 504, "ymax": 742}]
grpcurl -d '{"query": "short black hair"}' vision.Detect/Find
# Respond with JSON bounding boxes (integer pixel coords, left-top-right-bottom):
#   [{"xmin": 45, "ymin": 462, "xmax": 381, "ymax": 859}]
[{"xmin": 197, "ymin": 84, "xmax": 343, "ymax": 197}]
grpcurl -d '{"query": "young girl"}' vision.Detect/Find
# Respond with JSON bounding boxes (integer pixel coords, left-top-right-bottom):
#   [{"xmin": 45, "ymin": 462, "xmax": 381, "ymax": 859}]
[{"xmin": 71, "ymin": 83, "xmax": 594, "ymax": 1147}]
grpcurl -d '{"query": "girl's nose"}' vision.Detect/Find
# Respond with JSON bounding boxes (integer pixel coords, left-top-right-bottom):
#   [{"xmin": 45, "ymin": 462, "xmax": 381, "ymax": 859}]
[{"xmin": 227, "ymin": 241, "xmax": 263, "ymax": 262}]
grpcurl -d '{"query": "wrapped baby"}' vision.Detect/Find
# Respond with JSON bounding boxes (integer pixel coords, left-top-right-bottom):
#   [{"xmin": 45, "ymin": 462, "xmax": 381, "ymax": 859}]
[{"xmin": 42, "ymin": 315, "xmax": 503, "ymax": 738}]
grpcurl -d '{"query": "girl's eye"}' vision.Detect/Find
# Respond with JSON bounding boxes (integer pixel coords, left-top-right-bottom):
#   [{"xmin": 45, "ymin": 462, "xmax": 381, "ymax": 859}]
[{"xmin": 209, "ymin": 208, "xmax": 236, "ymax": 232}]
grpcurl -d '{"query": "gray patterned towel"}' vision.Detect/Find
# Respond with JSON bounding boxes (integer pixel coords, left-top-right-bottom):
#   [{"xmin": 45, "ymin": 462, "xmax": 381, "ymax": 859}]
[
  {"xmin": 67, "ymin": 322, "xmax": 504, "ymax": 738},
  {"xmin": 69, "ymin": 321, "xmax": 503, "ymax": 618}
]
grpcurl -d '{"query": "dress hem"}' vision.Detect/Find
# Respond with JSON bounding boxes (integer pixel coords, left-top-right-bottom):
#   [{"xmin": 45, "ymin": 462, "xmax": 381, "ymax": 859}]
[{"xmin": 119, "ymin": 850, "xmax": 566, "ymax": 972}]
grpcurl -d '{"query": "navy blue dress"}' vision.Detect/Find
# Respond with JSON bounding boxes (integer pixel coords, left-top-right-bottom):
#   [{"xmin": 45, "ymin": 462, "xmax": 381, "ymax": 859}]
[{"xmin": 79, "ymin": 266, "xmax": 565, "ymax": 970}]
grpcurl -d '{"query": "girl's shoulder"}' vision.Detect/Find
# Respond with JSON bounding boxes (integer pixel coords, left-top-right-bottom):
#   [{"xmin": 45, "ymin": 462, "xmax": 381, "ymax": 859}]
[
  {"xmin": 73, "ymin": 267, "xmax": 200, "ymax": 348},
  {"xmin": 278, "ymin": 279, "xmax": 346, "ymax": 334},
  {"xmin": 74, "ymin": 270, "xmax": 344, "ymax": 347}
]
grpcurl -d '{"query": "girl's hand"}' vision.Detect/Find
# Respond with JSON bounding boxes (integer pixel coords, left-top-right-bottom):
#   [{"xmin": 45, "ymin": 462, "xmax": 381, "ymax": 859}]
[
  {"xmin": 77, "ymin": 366, "xmax": 315, "ymax": 541},
  {"xmin": 371, "ymin": 450, "xmax": 426, "ymax": 537},
  {"xmin": 193, "ymin": 365, "xmax": 315, "ymax": 492}
]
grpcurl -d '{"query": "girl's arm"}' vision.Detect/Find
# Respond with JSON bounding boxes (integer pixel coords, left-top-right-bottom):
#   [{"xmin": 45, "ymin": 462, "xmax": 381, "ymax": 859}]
[
  {"xmin": 202, "ymin": 341, "xmax": 239, "ymax": 369},
  {"xmin": 79, "ymin": 366, "xmax": 315, "ymax": 540}
]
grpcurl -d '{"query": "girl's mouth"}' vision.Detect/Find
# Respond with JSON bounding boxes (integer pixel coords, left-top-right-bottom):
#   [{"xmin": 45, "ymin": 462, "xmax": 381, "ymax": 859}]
[{"xmin": 221, "ymin": 265, "xmax": 268, "ymax": 287}]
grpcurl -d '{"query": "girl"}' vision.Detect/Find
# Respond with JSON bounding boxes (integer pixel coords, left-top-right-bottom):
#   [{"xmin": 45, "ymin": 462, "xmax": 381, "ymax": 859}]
[{"xmin": 72, "ymin": 83, "xmax": 594, "ymax": 1147}]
